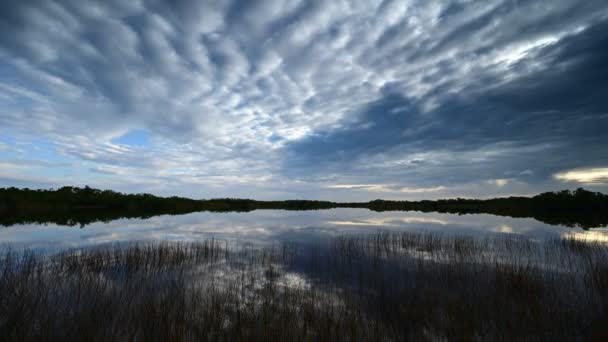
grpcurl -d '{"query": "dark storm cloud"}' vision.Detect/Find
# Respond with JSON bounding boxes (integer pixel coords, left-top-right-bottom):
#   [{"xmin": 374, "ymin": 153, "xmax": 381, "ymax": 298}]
[{"xmin": 285, "ymin": 18, "xmax": 608, "ymax": 188}]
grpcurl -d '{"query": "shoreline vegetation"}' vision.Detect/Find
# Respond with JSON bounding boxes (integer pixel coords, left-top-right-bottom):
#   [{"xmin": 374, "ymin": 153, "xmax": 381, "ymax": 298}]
[
  {"xmin": 1, "ymin": 186, "xmax": 607, "ymax": 229},
  {"xmin": 1, "ymin": 232, "xmax": 607, "ymax": 341}
]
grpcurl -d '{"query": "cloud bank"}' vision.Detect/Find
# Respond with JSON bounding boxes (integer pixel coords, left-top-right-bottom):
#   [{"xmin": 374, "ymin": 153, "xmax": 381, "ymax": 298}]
[{"xmin": 1, "ymin": 0, "xmax": 607, "ymax": 199}]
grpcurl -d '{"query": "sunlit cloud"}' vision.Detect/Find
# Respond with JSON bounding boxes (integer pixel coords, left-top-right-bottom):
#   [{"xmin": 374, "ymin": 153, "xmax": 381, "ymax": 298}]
[
  {"xmin": 486, "ymin": 179, "xmax": 510, "ymax": 188},
  {"xmin": 326, "ymin": 184, "xmax": 446, "ymax": 193},
  {"xmin": 554, "ymin": 168, "xmax": 608, "ymax": 185},
  {"xmin": 398, "ymin": 186, "xmax": 447, "ymax": 193},
  {"xmin": 325, "ymin": 184, "xmax": 386, "ymax": 190}
]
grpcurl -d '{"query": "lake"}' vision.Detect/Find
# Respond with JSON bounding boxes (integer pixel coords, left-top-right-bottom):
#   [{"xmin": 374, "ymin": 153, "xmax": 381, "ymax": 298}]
[
  {"xmin": 2, "ymin": 208, "xmax": 606, "ymax": 252},
  {"xmin": 3, "ymin": 208, "xmax": 608, "ymax": 340}
]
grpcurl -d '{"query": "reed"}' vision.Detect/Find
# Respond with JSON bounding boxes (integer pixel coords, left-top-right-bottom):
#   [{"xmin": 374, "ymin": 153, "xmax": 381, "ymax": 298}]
[{"xmin": 1, "ymin": 232, "xmax": 607, "ymax": 341}]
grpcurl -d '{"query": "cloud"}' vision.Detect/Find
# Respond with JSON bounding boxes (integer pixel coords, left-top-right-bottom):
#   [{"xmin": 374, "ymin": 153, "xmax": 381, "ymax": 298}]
[
  {"xmin": 487, "ymin": 179, "xmax": 510, "ymax": 188},
  {"xmin": 326, "ymin": 184, "xmax": 446, "ymax": 194},
  {"xmin": 0, "ymin": 0, "xmax": 607, "ymax": 199},
  {"xmin": 284, "ymin": 16, "xmax": 608, "ymax": 196},
  {"xmin": 554, "ymin": 168, "xmax": 608, "ymax": 185}
]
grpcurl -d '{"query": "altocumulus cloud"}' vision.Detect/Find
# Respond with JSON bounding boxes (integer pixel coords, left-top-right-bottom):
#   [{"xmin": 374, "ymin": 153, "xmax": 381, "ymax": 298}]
[{"xmin": 0, "ymin": 0, "xmax": 607, "ymax": 200}]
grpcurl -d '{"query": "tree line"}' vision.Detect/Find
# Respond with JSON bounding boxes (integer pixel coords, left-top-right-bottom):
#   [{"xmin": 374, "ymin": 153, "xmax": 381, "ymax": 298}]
[{"xmin": 1, "ymin": 186, "xmax": 606, "ymax": 229}]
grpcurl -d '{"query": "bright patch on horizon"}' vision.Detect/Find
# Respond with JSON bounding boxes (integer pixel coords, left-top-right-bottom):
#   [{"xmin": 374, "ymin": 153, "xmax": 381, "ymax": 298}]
[
  {"xmin": 554, "ymin": 168, "xmax": 608, "ymax": 184},
  {"xmin": 327, "ymin": 217, "xmax": 448, "ymax": 226},
  {"xmin": 326, "ymin": 184, "xmax": 446, "ymax": 193},
  {"xmin": 497, "ymin": 224, "xmax": 514, "ymax": 234},
  {"xmin": 563, "ymin": 230, "xmax": 608, "ymax": 243},
  {"xmin": 487, "ymin": 179, "xmax": 510, "ymax": 187}
]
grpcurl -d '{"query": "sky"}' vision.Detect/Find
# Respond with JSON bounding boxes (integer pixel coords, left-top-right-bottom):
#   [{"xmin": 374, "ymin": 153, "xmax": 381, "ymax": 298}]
[{"xmin": 1, "ymin": 0, "xmax": 607, "ymax": 201}]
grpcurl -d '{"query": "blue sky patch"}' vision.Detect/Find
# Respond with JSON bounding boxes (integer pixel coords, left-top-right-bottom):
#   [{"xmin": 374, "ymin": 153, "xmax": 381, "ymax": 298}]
[{"xmin": 112, "ymin": 129, "xmax": 150, "ymax": 147}]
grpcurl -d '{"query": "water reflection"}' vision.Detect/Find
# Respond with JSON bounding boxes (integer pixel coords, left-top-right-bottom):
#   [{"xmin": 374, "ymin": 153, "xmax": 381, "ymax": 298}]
[
  {"xmin": 1, "ymin": 209, "xmax": 606, "ymax": 252},
  {"xmin": 327, "ymin": 216, "xmax": 449, "ymax": 226},
  {"xmin": 563, "ymin": 228, "xmax": 608, "ymax": 243}
]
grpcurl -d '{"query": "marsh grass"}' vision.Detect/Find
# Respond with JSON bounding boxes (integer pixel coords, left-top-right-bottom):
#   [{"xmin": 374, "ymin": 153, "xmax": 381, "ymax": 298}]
[{"xmin": 1, "ymin": 232, "xmax": 607, "ymax": 341}]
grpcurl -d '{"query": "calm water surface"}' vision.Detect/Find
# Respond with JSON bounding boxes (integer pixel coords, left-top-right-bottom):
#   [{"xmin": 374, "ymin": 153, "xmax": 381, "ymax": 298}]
[{"xmin": 2, "ymin": 209, "xmax": 607, "ymax": 252}]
